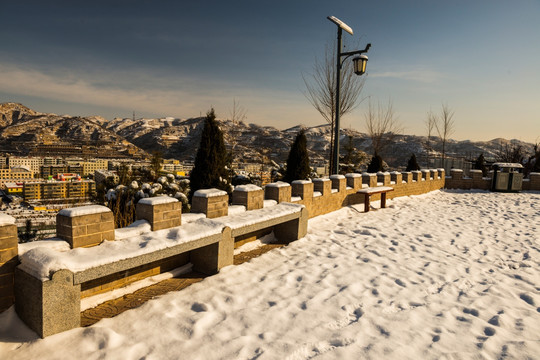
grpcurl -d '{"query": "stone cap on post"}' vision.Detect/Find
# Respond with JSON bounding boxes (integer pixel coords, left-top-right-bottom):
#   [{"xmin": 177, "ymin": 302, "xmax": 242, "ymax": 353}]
[
  {"xmin": 232, "ymin": 184, "xmax": 264, "ymax": 210},
  {"xmin": 437, "ymin": 169, "xmax": 445, "ymax": 179},
  {"xmin": 390, "ymin": 171, "xmax": 402, "ymax": 184},
  {"xmin": 192, "ymin": 188, "xmax": 229, "ymax": 219},
  {"xmin": 313, "ymin": 178, "xmax": 331, "ymax": 196},
  {"xmin": 421, "ymin": 169, "xmax": 430, "ymax": 180},
  {"xmin": 265, "ymin": 181, "xmax": 292, "ymax": 203},
  {"xmin": 429, "ymin": 169, "xmax": 437, "ymax": 180},
  {"xmin": 469, "ymin": 169, "xmax": 483, "ymax": 180},
  {"xmin": 0, "ymin": 214, "xmax": 17, "ymax": 313},
  {"xmin": 57, "ymin": 205, "xmax": 115, "ymax": 249},
  {"xmin": 376, "ymin": 172, "xmax": 391, "ymax": 185},
  {"xmin": 136, "ymin": 196, "xmax": 181, "ymax": 231},
  {"xmin": 450, "ymin": 169, "xmax": 463, "ymax": 180},
  {"xmin": 401, "ymin": 172, "xmax": 412, "ymax": 183},
  {"xmin": 329, "ymin": 174, "xmax": 346, "ymax": 193},
  {"xmin": 291, "ymin": 180, "xmax": 314, "ymax": 200},
  {"xmin": 362, "ymin": 173, "xmax": 377, "ymax": 188},
  {"xmin": 345, "ymin": 173, "xmax": 362, "ymax": 190},
  {"xmin": 411, "ymin": 170, "xmax": 422, "ymax": 182}
]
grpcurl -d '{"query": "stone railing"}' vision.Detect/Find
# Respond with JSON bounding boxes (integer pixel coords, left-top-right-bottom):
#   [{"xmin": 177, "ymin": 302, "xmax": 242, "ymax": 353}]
[
  {"xmin": 2, "ymin": 169, "xmax": 449, "ymax": 337},
  {"xmin": 0, "ymin": 214, "xmax": 17, "ymax": 313},
  {"xmin": 445, "ymin": 169, "xmax": 540, "ymax": 191}
]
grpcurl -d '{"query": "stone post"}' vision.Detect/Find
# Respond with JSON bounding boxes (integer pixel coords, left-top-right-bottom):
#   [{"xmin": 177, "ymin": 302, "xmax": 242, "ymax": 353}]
[
  {"xmin": 330, "ymin": 174, "xmax": 346, "ymax": 193},
  {"xmin": 377, "ymin": 172, "xmax": 391, "ymax": 186},
  {"xmin": 390, "ymin": 171, "xmax": 402, "ymax": 184},
  {"xmin": 345, "ymin": 173, "xmax": 362, "ymax": 190},
  {"xmin": 421, "ymin": 169, "xmax": 430, "ymax": 181},
  {"xmin": 292, "ymin": 180, "xmax": 314, "ymax": 200},
  {"xmin": 265, "ymin": 182, "xmax": 292, "ymax": 203},
  {"xmin": 412, "ymin": 171, "xmax": 422, "ymax": 182},
  {"xmin": 362, "ymin": 173, "xmax": 377, "ymax": 188},
  {"xmin": 451, "ymin": 169, "xmax": 463, "ymax": 180},
  {"xmin": 313, "ymin": 178, "xmax": 331, "ymax": 196},
  {"xmin": 528, "ymin": 173, "xmax": 540, "ymax": 190},
  {"xmin": 402, "ymin": 172, "xmax": 412, "ymax": 183},
  {"xmin": 192, "ymin": 188, "xmax": 228, "ymax": 218},
  {"xmin": 437, "ymin": 169, "xmax": 445, "ymax": 179},
  {"xmin": 232, "ymin": 184, "xmax": 264, "ymax": 210},
  {"xmin": 0, "ymin": 214, "xmax": 17, "ymax": 313},
  {"xmin": 136, "ymin": 196, "xmax": 181, "ymax": 231},
  {"xmin": 429, "ymin": 169, "xmax": 437, "ymax": 180},
  {"xmin": 56, "ymin": 205, "xmax": 115, "ymax": 248}
]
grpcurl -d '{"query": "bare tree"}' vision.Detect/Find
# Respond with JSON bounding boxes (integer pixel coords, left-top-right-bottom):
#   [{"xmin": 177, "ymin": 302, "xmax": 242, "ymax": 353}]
[
  {"xmin": 425, "ymin": 110, "xmax": 436, "ymax": 167},
  {"xmin": 434, "ymin": 104, "xmax": 455, "ymax": 166},
  {"xmin": 228, "ymin": 98, "xmax": 247, "ymax": 168},
  {"xmin": 303, "ymin": 43, "xmax": 366, "ymax": 171},
  {"xmin": 364, "ymin": 98, "xmax": 402, "ymax": 156}
]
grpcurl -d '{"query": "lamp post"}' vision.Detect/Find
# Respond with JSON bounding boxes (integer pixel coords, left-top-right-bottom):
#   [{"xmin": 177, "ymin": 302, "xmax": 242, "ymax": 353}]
[{"xmin": 327, "ymin": 16, "xmax": 371, "ymax": 175}]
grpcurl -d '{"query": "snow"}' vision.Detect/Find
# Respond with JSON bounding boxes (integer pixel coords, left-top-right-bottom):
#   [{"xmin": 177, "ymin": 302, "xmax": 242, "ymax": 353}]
[
  {"xmin": 265, "ymin": 181, "xmax": 290, "ymax": 188},
  {"xmin": 57, "ymin": 205, "xmax": 110, "ymax": 217},
  {"xmin": 114, "ymin": 220, "xmax": 152, "ymax": 240},
  {"xmin": 345, "ymin": 173, "xmax": 361, "ymax": 178},
  {"xmin": 18, "ymin": 218, "xmax": 224, "ymax": 280},
  {"xmin": 181, "ymin": 213, "xmax": 206, "ymax": 223},
  {"xmin": 291, "ymin": 196, "xmax": 302, "ymax": 202},
  {"xmin": 234, "ymin": 184, "xmax": 262, "ymax": 192},
  {"xmin": 329, "ymin": 174, "xmax": 345, "ymax": 180},
  {"xmin": 263, "ymin": 199, "xmax": 277, "ymax": 207},
  {"xmin": 2, "ymin": 190, "xmax": 540, "ymax": 359},
  {"xmin": 214, "ymin": 203, "xmax": 304, "ymax": 231},
  {"xmin": 0, "ymin": 214, "xmax": 15, "ymax": 226},
  {"xmin": 313, "ymin": 191, "xmax": 322, "ymax": 197},
  {"xmin": 18, "ymin": 239, "xmax": 70, "ymax": 256},
  {"xmin": 227, "ymin": 205, "xmax": 246, "ymax": 215},
  {"xmin": 193, "ymin": 188, "xmax": 227, "ymax": 198},
  {"xmin": 137, "ymin": 196, "xmax": 178, "ymax": 205},
  {"xmin": 291, "ymin": 179, "xmax": 311, "ymax": 184}
]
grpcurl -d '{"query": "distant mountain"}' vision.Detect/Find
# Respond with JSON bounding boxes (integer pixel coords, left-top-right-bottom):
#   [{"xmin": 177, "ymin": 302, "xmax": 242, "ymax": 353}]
[
  {"xmin": 1, "ymin": 103, "xmax": 535, "ymax": 169},
  {"xmin": 0, "ymin": 102, "xmax": 148, "ymax": 158}
]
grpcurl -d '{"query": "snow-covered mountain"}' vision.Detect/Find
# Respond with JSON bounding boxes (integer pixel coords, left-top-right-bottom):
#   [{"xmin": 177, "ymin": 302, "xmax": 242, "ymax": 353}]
[{"xmin": 1, "ymin": 103, "xmax": 535, "ymax": 168}]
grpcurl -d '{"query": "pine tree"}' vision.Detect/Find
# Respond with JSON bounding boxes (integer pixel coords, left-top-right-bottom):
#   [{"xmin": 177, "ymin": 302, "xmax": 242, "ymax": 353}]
[
  {"xmin": 283, "ymin": 130, "xmax": 311, "ymax": 183},
  {"xmin": 406, "ymin": 154, "xmax": 420, "ymax": 171},
  {"xmin": 474, "ymin": 153, "xmax": 487, "ymax": 176},
  {"xmin": 366, "ymin": 153, "xmax": 383, "ymax": 173},
  {"xmin": 189, "ymin": 108, "xmax": 230, "ymax": 202}
]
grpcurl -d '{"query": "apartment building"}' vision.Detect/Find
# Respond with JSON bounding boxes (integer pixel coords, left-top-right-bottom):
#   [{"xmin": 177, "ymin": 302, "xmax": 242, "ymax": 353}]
[
  {"xmin": 0, "ymin": 166, "xmax": 35, "ymax": 187},
  {"xmin": 23, "ymin": 180, "xmax": 95, "ymax": 201}
]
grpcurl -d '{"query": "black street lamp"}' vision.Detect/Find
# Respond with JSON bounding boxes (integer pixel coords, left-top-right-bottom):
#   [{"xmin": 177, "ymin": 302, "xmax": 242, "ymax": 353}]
[{"xmin": 327, "ymin": 16, "xmax": 371, "ymax": 175}]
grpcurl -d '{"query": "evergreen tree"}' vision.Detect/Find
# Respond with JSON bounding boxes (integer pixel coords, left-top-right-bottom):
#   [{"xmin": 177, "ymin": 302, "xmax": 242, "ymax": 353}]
[
  {"xmin": 474, "ymin": 153, "xmax": 487, "ymax": 176},
  {"xmin": 189, "ymin": 108, "xmax": 230, "ymax": 202},
  {"xmin": 366, "ymin": 153, "xmax": 383, "ymax": 173},
  {"xmin": 283, "ymin": 130, "xmax": 311, "ymax": 183},
  {"xmin": 406, "ymin": 154, "xmax": 421, "ymax": 171}
]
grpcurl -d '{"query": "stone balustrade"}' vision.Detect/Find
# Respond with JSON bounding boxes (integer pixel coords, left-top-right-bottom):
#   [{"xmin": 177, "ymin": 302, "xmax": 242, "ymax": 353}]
[
  {"xmin": 346, "ymin": 173, "xmax": 362, "ymax": 189},
  {"xmin": 56, "ymin": 205, "xmax": 115, "ymax": 248},
  {"xmin": 232, "ymin": 184, "xmax": 264, "ymax": 210},
  {"xmin": 0, "ymin": 214, "xmax": 17, "ymax": 313},
  {"xmin": 136, "ymin": 196, "xmax": 181, "ymax": 231},
  {"xmin": 192, "ymin": 188, "xmax": 228, "ymax": 218},
  {"xmin": 265, "ymin": 181, "xmax": 292, "ymax": 203}
]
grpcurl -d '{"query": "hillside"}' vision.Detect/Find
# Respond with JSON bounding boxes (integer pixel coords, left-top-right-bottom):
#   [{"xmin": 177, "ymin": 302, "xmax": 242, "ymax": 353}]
[
  {"xmin": 1, "ymin": 103, "xmax": 535, "ymax": 168},
  {"xmin": 0, "ymin": 103, "xmax": 148, "ymax": 158}
]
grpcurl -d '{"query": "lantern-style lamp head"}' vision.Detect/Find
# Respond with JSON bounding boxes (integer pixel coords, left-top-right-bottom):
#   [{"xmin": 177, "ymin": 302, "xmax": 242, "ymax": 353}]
[{"xmin": 353, "ymin": 54, "xmax": 368, "ymax": 76}]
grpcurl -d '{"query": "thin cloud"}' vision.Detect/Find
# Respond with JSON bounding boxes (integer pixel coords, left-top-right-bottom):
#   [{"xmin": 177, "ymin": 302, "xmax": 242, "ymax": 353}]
[{"xmin": 371, "ymin": 70, "xmax": 446, "ymax": 83}]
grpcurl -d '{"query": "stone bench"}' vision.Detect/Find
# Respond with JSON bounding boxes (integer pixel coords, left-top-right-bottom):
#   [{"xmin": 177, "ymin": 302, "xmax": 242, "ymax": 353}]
[
  {"xmin": 213, "ymin": 202, "xmax": 308, "ymax": 247},
  {"xmin": 15, "ymin": 218, "xmax": 233, "ymax": 338},
  {"xmin": 357, "ymin": 186, "xmax": 395, "ymax": 212}
]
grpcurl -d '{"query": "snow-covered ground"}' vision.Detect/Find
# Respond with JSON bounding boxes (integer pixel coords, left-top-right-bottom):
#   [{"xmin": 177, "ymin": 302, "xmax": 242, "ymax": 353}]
[{"xmin": 1, "ymin": 190, "xmax": 539, "ymax": 359}]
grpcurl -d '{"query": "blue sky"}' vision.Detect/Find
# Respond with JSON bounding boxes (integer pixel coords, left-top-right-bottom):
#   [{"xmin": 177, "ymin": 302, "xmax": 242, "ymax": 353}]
[{"xmin": 1, "ymin": 0, "xmax": 539, "ymax": 142}]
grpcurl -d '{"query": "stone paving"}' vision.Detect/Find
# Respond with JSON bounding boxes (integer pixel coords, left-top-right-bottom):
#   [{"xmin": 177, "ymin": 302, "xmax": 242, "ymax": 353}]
[{"xmin": 80, "ymin": 243, "xmax": 285, "ymax": 326}]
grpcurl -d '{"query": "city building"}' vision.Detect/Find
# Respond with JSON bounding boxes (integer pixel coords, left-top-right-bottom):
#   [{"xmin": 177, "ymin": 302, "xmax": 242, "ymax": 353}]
[
  {"xmin": 23, "ymin": 180, "xmax": 95, "ymax": 201},
  {"xmin": 0, "ymin": 166, "xmax": 35, "ymax": 187}
]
